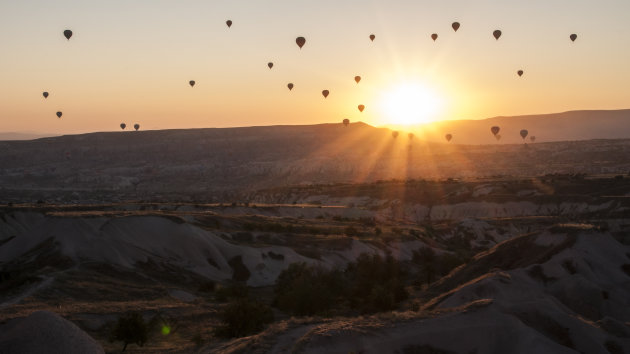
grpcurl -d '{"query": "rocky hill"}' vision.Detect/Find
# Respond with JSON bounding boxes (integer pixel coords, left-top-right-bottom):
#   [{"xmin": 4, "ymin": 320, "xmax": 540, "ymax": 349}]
[{"xmin": 2, "ymin": 120, "xmax": 630, "ymax": 204}]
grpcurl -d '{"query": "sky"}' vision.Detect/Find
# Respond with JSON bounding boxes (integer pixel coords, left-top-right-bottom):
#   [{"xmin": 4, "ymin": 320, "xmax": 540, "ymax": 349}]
[{"xmin": 1, "ymin": 0, "xmax": 630, "ymax": 134}]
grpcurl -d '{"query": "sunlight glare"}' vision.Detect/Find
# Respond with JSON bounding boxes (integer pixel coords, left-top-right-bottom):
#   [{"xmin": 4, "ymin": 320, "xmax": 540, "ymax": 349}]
[{"xmin": 379, "ymin": 82, "xmax": 444, "ymax": 126}]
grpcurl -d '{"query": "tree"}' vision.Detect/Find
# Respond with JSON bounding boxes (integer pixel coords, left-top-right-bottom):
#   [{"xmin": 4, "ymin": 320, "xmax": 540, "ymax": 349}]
[
  {"xmin": 110, "ymin": 312, "xmax": 149, "ymax": 352},
  {"xmin": 214, "ymin": 299, "xmax": 274, "ymax": 338}
]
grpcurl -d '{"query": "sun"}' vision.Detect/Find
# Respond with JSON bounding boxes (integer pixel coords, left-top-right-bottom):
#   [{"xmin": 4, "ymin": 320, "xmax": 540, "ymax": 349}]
[{"xmin": 378, "ymin": 82, "xmax": 444, "ymax": 126}]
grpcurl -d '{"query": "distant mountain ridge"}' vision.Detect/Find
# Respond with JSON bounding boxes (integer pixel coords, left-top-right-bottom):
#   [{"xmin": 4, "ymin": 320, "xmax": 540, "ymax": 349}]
[{"xmin": 417, "ymin": 109, "xmax": 630, "ymax": 144}]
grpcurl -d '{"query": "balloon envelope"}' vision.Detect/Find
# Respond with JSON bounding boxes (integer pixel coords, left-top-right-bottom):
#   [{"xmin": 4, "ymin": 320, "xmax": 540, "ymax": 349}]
[
  {"xmin": 56, "ymin": 111, "xmax": 62, "ymax": 118},
  {"xmin": 296, "ymin": 36, "xmax": 306, "ymax": 49},
  {"xmin": 189, "ymin": 80, "xmax": 195, "ymax": 87},
  {"xmin": 493, "ymin": 30, "xmax": 502, "ymax": 40},
  {"xmin": 287, "ymin": 83, "xmax": 294, "ymax": 90},
  {"xmin": 369, "ymin": 34, "xmax": 375, "ymax": 41},
  {"xmin": 134, "ymin": 124, "xmax": 140, "ymax": 131},
  {"xmin": 431, "ymin": 33, "xmax": 438, "ymax": 41},
  {"xmin": 120, "ymin": 123, "xmax": 126, "ymax": 130},
  {"xmin": 530, "ymin": 136, "xmax": 536, "ymax": 142},
  {"xmin": 491, "ymin": 126, "xmax": 500, "ymax": 136},
  {"xmin": 354, "ymin": 76, "xmax": 361, "ymax": 84},
  {"xmin": 358, "ymin": 104, "xmax": 365, "ymax": 112},
  {"xmin": 452, "ymin": 22, "xmax": 460, "ymax": 32},
  {"xmin": 392, "ymin": 131, "xmax": 399, "ymax": 138},
  {"xmin": 226, "ymin": 20, "xmax": 232, "ymax": 28},
  {"xmin": 43, "ymin": 92, "xmax": 49, "ymax": 98},
  {"xmin": 343, "ymin": 118, "xmax": 349, "ymax": 127},
  {"xmin": 445, "ymin": 134, "xmax": 452, "ymax": 142},
  {"xmin": 268, "ymin": 62, "xmax": 273, "ymax": 69},
  {"xmin": 63, "ymin": 29, "xmax": 72, "ymax": 40},
  {"xmin": 322, "ymin": 90, "xmax": 329, "ymax": 98},
  {"xmin": 570, "ymin": 34, "xmax": 577, "ymax": 42},
  {"xmin": 517, "ymin": 70, "xmax": 523, "ymax": 77},
  {"xmin": 520, "ymin": 129, "xmax": 528, "ymax": 139}
]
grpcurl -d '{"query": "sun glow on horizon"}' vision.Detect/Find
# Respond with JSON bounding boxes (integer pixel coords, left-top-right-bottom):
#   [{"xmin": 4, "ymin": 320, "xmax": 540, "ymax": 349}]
[{"xmin": 378, "ymin": 82, "xmax": 445, "ymax": 126}]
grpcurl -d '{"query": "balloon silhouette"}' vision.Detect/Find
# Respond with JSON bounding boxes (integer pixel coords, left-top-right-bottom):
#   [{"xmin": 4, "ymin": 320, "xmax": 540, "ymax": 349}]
[
  {"xmin": 134, "ymin": 124, "xmax": 140, "ymax": 131},
  {"xmin": 287, "ymin": 83, "xmax": 294, "ymax": 91},
  {"xmin": 452, "ymin": 22, "xmax": 460, "ymax": 32},
  {"xmin": 343, "ymin": 118, "xmax": 350, "ymax": 127},
  {"xmin": 392, "ymin": 131, "xmax": 399, "ymax": 139},
  {"xmin": 358, "ymin": 104, "xmax": 365, "ymax": 112},
  {"xmin": 296, "ymin": 37, "xmax": 306, "ymax": 49},
  {"xmin": 322, "ymin": 90, "xmax": 329, "ymax": 98},
  {"xmin": 369, "ymin": 34, "xmax": 375, "ymax": 41},
  {"xmin": 445, "ymin": 134, "xmax": 452, "ymax": 142},
  {"xmin": 520, "ymin": 129, "xmax": 528, "ymax": 139},
  {"xmin": 491, "ymin": 126, "xmax": 500, "ymax": 136},
  {"xmin": 530, "ymin": 136, "xmax": 536, "ymax": 142},
  {"xmin": 189, "ymin": 80, "xmax": 195, "ymax": 87},
  {"xmin": 517, "ymin": 70, "xmax": 523, "ymax": 77},
  {"xmin": 570, "ymin": 34, "xmax": 577, "ymax": 42},
  {"xmin": 63, "ymin": 30, "xmax": 72, "ymax": 40},
  {"xmin": 431, "ymin": 33, "xmax": 438, "ymax": 41},
  {"xmin": 120, "ymin": 123, "xmax": 126, "ymax": 130},
  {"xmin": 493, "ymin": 30, "xmax": 502, "ymax": 40},
  {"xmin": 354, "ymin": 76, "xmax": 361, "ymax": 84},
  {"xmin": 56, "ymin": 111, "xmax": 62, "ymax": 118},
  {"xmin": 43, "ymin": 92, "xmax": 49, "ymax": 99},
  {"xmin": 268, "ymin": 62, "xmax": 273, "ymax": 69},
  {"xmin": 226, "ymin": 20, "xmax": 232, "ymax": 28}
]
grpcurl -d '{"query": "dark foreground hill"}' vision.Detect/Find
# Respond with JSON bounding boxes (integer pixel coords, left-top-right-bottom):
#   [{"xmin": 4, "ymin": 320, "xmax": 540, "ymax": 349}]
[{"xmin": 1, "ymin": 120, "xmax": 630, "ymax": 203}]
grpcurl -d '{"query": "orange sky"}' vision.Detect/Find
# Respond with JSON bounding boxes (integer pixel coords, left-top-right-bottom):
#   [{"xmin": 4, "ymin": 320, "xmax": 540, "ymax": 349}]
[{"xmin": 1, "ymin": 0, "xmax": 629, "ymax": 134}]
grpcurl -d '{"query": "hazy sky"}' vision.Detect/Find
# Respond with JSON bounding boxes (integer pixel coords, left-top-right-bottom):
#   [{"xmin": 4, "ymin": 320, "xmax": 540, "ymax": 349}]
[{"xmin": 1, "ymin": 0, "xmax": 629, "ymax": 134}]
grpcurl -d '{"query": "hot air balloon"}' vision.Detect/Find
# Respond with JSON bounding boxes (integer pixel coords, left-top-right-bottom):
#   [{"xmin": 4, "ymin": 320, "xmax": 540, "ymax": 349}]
[
  {"xmin": 226, "ymin": 20, "xmax": 232, "ymax": 28},
  {"xmin": 134, "ymin": 124, "xmax": 140, "ymax": 131},
  {"xmin": 354, "ymin": 76, "xmax": 361, "ymax": 84},
  {"xmin": 322, "ymin": 90, "xmax": 329, "ymax": 98},
  {"xmin": 43, "ymin": 92, "xmax": 49, "ymax": 99},
  {"xmin": 520, "ymin": 129, "xmax": 528, "ymax": 139},
  {"xmin": 445, "ymin": 134, "xmax": 453, "ymax": 142},
  {"xmin": 189, "ymin": 80, "xmax": 195, "ymax": 87},
  {"xmin": 530, "ymin": 136, "xmax": 536, "ymax": 142},
  {"xmin": 369, "ymin": 34, "xmax": 375, "ymax": 41},
  {"xmin": 408, "ymin": 133, "xmax": 414, "ymax": 140},
  {"xmin": 343, "ymin": 118, "xmax": 350, "ymax": 127},
  {"xmin": 493, "ymin": 30, "xmax": 502, "ymax": 40},
  {"xmin": 570, "ymin": 34, "xmax": 577, "ymax": 42},
  {"xmin": 358, "ymin": 104, "xmax": 365, "ymax": 112},
  {"xmin": 431, "ymin": 33, "xmax": 438, "ymax": 41},
  {"xmin": 517, "ymin": 70, "xmax": 523, "ymax": 77},
  {"xmin": 491, "ymin": 126, "xmax": 500, "ymax": 136},
  {"xmin": 452, "ymin": 22, "xmax": 460, "ymax": 32},
  {"xmin": 287, "ymin": 83, "xmax": 294, "ymax": 91},
  {"xmin": 268, "ymin": 62, "xmax": 273, "ymax": 69},
  {"xmin": 392, "ymin": 131, "xmax": 399, "ymax": 138},
  {"xmin": 120, "ymin": 123, "xmax": 126, "ymax": 130},
  {"xmin": 56, "ymin": 111, "xmax": 62, "ymax": 118},
  {"xmin": 296, "ymin": 36, "xmax": 306, "ymax": 49},
  {"xmin": 63, "ymin": 29, "xmax": 72, "ymax": 40}
]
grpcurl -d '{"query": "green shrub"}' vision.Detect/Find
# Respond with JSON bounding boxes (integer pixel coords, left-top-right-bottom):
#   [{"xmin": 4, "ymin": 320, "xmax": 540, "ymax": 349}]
[{"xmin": 214, "ymin": 299, "xmax": 274, "ymax": 338}]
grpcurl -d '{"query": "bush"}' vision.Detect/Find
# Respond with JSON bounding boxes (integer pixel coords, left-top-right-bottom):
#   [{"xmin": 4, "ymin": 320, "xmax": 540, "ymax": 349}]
[
  {"xmin": 110, "ymin": 312, "xmax": 149, "ymax": 352},
  {"xmin": 273, "ymin": 253, "xmax": 409, "ymax": 316},
  {"xmin": 214, "ymin": 299, "xmax": 274, "ymax": 338},
  {"xmin": 215, "ymin": 282, "xmax": 249, "ymax": 302},
  {"xmin": 274, "ymin": 263, "xmax": 343, "ymax": 316}
]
